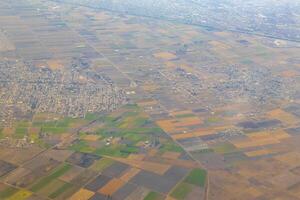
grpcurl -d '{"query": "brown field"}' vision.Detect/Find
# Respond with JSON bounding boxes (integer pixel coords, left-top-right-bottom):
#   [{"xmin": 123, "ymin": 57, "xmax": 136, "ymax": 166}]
[
  {"xmin": 149, "ymin": 156, "xmax": 199, "ymax": 169},
  {"xmin": 83, "ymin": 134, "xmax": 101, "ymax": 141},
  {"xmin": 69, "ymin": 188, "xmax": 95, "ymax": 200},
  {"xmin": 112, "ymin": 157, "xmax": 171, "ymax": 175},
  {"xmin": 28, "ymin": 127, "xmax": 40, "ymax": 135},
  {"xmin": 50, "ymin": 59, "xmax": 64, "ymax": 69},
  {"xmin": 156, "ymin": 119, "xmax": 186, "ymax": 133},
  {"xmin": 169, "ymin": 110, "xmax": 194, "ymax": 117},
  {"xmin": 0, "ymin": 32, "xmax": 15, "ymax": 51},
  {"xmin": 128, "ymin": 154, "xmax": 145, "ymax": 161},
  {"xmin": 125, "ymin": 187, "xmax": 150, "ymax": 200},
  {"xmin": 148, "ymin": 148, "xmax": 158, "ymax": 157},
  {"xmin": 94, "ymin": 12, "xmax": 111, "ymax": 20},
  {"xmin": 98, "ymin": 178, "xmax": 125, "ymax": 195},
  {"xmin": 270, "ymin": 171, "xmax": 300, "ymax": 189},
  {"xmin": 2, "ymin": 127, "xmax": 15, "ymax": 136},
  {"xmin": 156, "ymin": 117, "xmax": 202, "ymax": 134},
  {"xmin": 162, "ymin": 151, "xmax": 181, "ymax": 159},
  {"xmin": 166, "ymin": 196, "xmax": 177, "ymax": 200},
  {"xmin": 4, "ymin": 167, "xmax": 31, "ymax": 185},
  {"xmin": 120, "ymin": 167, "xmax": 141, "ymax": 182},
  {"xmin": 232, "ymin": 137, "xmax": 280, "ymax": 149},
  {"xmin": 288, "ymin": 182, "xmax": 300, "ymax": 197},
  {"xmin": 214, "ymin": 31, "xmax": 232, "ymax": 37},
  {"xmin": 153, "ymin": 52, "xmax": 177, "ymax": 60},
  {"xmin": 142, "ymin": 83, "xmax": 159, "ymax": 92},
  {"xmin": 209, "ymin": 41, "xmax": 231, "ymax": 50},
  {"xmin": 165, "ymin": 61, "xmax": 177, "ymax": 68},
  {"xmin": 33, "ymin": 113, "xmax": 61, "ymax": 121},
  {"xmin": 43, "ymin": 149, "xmax": 74, "ymax": 162},
  {"xmin": 137, "ymin": 99, "xmax": 158, "ymax": 107},
  {"xmin": 248, "ymin": 130, "xmax": 290, "ymax": 141},
  {"xmin": 245, "ymin": 149, "xmax": 273, "ymax": 157},
  {"xmin": 172, "ymin": 126, "xmax": 231, "ymax": 140},
  {"xmin": 173, "ymin": 117, "xmax": 202, "ymax": 127},
  {"xmin": 267, "ymin": 109, "xmax": 299, "ymax": 125},
  {"xmin": 0, "ymin": 146, "xmax": 43, "ymax": 165},
  {"xmin": 59, "ymin": 166, "xmax": 84, "ymax": 183},
  {"xmin": 275, "ymin": 152, "xmax": 300, "ymax": 168},
  {"xmin": 280, "ymin": 70, "xmax": 300, "ymax": 78}
]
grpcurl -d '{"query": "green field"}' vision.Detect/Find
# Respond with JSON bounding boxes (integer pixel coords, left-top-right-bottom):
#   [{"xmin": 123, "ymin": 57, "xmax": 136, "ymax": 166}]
[
  {"xmin": 184, "ymin": 168, "xmax": 207, "ymax": 187},
  {"xmin": 170, "ymin": 182, "xmax": 193, "ymax": 200},
  {"xmin": 0, "ymin": 186, "xmax": 18, "ymax": 199},
  {"xmin": 48, "ymin": 182, "xmax": 73, "ymax": 199},
  {"xmin": 144, "ymin": 191, "xmax": 164, "ymax": 200},
  {"xmin": 30, "ymin": 163, "xmax": 72, "ymax": 192},
  {"xmin": 90, "ymin": 157, "xmax": 115, "ymax": 172},
  {"xmin": 70, "ymin": 140, "xmax": 95, "ymax": 153},
  {"xmin": 213, "ymin": 142, "xmax": 237, "ymax": 154},
  {"xmin": 159, "ymin": 142, "xmax": 184, "ymax": 153}
]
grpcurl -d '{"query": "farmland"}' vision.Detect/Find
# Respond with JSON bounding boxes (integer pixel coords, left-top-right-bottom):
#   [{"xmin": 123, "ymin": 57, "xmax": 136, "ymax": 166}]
[{"xmin": 0, "ymin": 0, "xmax": 299, "ymax": 199}]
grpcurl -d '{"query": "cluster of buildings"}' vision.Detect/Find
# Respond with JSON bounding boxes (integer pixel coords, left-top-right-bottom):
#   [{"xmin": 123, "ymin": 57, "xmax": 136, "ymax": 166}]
[{"xmin": 0, "ymin": 59, "xmax": 127, "ymax": 126}]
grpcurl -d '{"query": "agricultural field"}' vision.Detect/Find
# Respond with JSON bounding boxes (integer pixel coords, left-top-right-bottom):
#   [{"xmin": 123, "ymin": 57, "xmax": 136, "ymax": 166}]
[
  {"xmin": 0, "ymin": 104, "xmax": 206, "ymax": 199},
  {"xmin": 0, "ymin": 0, "xmax": 299, "ymax": 199}
]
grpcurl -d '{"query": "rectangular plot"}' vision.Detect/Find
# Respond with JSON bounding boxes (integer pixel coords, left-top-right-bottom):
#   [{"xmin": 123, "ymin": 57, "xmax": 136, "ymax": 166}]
[
  {"xmin": 85, "ymin": 175, "xmax": 111, "ymax": 192},
  {"xmin": 130, "ymin": 170, "xmax": 178, "ymax": 194},
  {"xmin": 0, "ymin": 160, "xmax": 17, "ymax": 177},
  {"xmin": 113, "ymin": 183, "xmax": 137, "ymax": 200},
  {"xmin": 66, "ymin": 152, "xmax": 100, "ymax": 168},
  {"xmin": 4, "ymin": 167, "xmax": 31, "ymax": 186},
  {"xmin": 89, "ymin": 193, "xmax": 108, "ymax": 200},
  {"xmin": 59, "ymin": 165, "xmax": 84, "ymax": 183},
  {"xmin": 98, "ymin": 178, "xmax": 125, "ymax": 195},
  {"xmin": 120, "ymin": 168, "xmax": 141, "ymax": 182},
  {"xmin": 36, "ymin": 179, "xmax": 65, "ymax": 197},
  {"xmin": 245, "ymin": 149, "xmax": 273, "ymax": 157},
  {"xmin": 30, "ymin": 163, "xmax": 71, "ymax": 192},
  {"xmin": 102, "ymin": 162, "xmax": 129, "ymax": 177},
  {"xmin": 69, "ymin": 188, "xmax": 95, "ymax": 200},
  {"xmin": 125, "ymin": 187, "xmax": 150, "ymax": 200},
  {"xmin": 70, "ymin": 169, "xmax": 98, "ymax": 187},
  {"xmin": 163, "ymin": 166, "xmax": 189, "ymax": 183}
]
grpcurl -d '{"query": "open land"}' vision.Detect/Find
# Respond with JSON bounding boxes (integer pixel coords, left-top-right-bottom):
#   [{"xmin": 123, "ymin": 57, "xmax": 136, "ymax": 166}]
[{"xmin": 0, "ymin": 0, "xmax": 299, "ymax": 199}]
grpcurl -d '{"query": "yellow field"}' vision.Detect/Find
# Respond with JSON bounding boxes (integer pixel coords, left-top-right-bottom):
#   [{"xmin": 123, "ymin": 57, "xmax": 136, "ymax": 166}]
[
  {"xmin": 83, "ymin": 134, "xmax": 101, "ymax": 141},
  {"xmin": 267, "ymin": 109, "xmax": 299, "ymax": 125},
  {"xmin": 281, "ymin": 70, "xmax": 299, "ymax": 78},
  {"xmin": 248, "ymin": 130, "xmax": 290, "ymax": 141},
  {"xmin": 46, "ymin": 60, "xmax": 64, "ymax": 70},
  {"xmin": 169, "ymin": 110, "xmax": 193, "ymax": 117},
  {"xmin": 232, "ymin": 137, "xmax": 279, "ymax": 149},
  {"xmin": 137, "ymin": 99, "xmax": 158, "ymax": 107},
  {"xmin": 142, "ymin": 83, "xmax": 159, "ymax": 92},
  {"xmin": 245, "ymin": 149, "xmax": 273, "ymax": 157},
  {"xmin": 2, "ymin": 127, "xmax": 15, "ymax": 136},
  {"xmin": 209, "ymin": 40, "xmax": 231, "ymax": 50},
  {"xmin": 275, "ymin": 152, "xmax": 300, "ymax": 167},
  {"xmin": 233, "ymin": 129, "xmax": 290, "ymax": 149},
  {"xmin": 99, "ymin": 178, "xmax": 125, "ymax": 195},
  {"xmin": 120, "ymin": 168, "xmax": 141, "ymax": 182},
  {"xmin": 6, "ymin": 190, "xmax": 32, "ymax": 200},
  {"xmin": 172, "ymin": 126, "xmax": 231, "ymax": 140},
  {"xmin": 128, "ymin": 154, "xmax": 145, "ymax": 160},
  {"xmin": 156, "ymin": 116, "xmax": 202, "ymax": 134},
  {"xmin": 0, "ymin": 32, "xmax": 15, "ymax": 52},
  {"xmin": 153, "ymin": 52, "xmax": 177, "ymax": 60},
  {"xmin": 112, "ymin": 157, "xmax": 171, "ymax": 175},
  {"xmin": 156, "ymin": 119, "xmax": 186, "ymax": 133},
  {"xmin": 162, "ymin": 151, "xmax": 181, "ymax": 159},
  {"xmin": 68, "ymin": 189, "xmax": 95, "ymax": 200}
]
